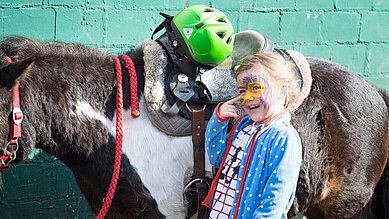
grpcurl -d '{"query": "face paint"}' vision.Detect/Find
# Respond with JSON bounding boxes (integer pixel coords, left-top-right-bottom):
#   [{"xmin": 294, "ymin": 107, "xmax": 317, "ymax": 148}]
[{"xmin": 240, "ymin": 82, "xmax": 266, "ymax": 106}]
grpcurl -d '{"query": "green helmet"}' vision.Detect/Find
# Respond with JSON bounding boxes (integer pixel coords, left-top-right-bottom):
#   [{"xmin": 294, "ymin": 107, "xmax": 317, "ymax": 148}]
[{"xmin": 171, "ymin": 5, "xmax": 234, "ymax": 66}]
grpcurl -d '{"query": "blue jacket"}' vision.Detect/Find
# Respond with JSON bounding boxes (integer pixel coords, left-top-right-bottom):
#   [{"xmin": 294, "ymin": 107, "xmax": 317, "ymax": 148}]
[{"xmin": 203, "ymin": 112, "xmax": 302, "ymax": 219}]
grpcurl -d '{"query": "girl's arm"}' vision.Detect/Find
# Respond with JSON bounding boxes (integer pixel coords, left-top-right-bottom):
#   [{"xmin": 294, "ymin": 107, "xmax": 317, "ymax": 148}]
[{"xmin": 205, "ymin": 104, "xmax": 230, "ymax": 167}]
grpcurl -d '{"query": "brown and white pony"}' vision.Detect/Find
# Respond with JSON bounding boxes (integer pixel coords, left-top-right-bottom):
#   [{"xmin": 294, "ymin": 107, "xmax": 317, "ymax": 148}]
[{"xmin": 0, "ymin": 36, "xmax": 388, "ymax": 219}]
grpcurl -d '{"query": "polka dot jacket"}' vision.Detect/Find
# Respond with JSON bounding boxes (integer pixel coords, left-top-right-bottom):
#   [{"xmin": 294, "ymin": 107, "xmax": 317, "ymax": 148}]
[{"xmin": 203, "ymin": 112, "xmax": 302, "ymax": 219}]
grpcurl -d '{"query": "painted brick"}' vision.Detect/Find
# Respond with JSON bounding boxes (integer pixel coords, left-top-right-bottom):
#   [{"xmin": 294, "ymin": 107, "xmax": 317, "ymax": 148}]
[
  {"xmin": 280, "ymin": 12, "xmax": 322, "ymax": 43},
  {"xmin": 52, "ymin": 163, "xmax": 83, "ymax": 196},
  {"xmin": 295, "ymin": 44, "xmax": 332, "ymax": 60},
  {"xmin": 222, "ymin": 11, "xmax": 239, "ymax": 33},
  {"xmin": 134, "ymin": 0, "xmax": 193, "ymax": 9},
  {"xmin": 212, "ymin": 0, "xmax": 254, "ymax": 10},
  {"xmin": 56, "ymin": 9, "xmax": 105, "ymax": 45},
  {"xmin": 107, "ymin": 0, "xmax": 191, "ymax": 10},
  {"xmin": 331, "ymin": 45, "xmax": 367, "ymax": 74},
  {"xmin": 0, "ymin": 0, "xmax": 42, "ymax": 5},
  {"xmin": 254, "ymin": 0, "xmax": 295, "ymax": 9},
  {"xmin": 1, "ymin": 163, "xmax": 58, "ymax": 202},
  {"xmin": 321, "ymin": 12, "xmax": 359, "ymax": 42},
  {"xmin": 106, "ymin": 10, "xmax": 159, "ymax": 45},
  {"xmin": 368, "ymin": 44, "xmax": 389, "ymax": 76},
  {"xmin": 335, "ymin": 0, "xmax": 372, "ymax": 10},
  {"xmin": 0, "ymin": 9, "xmax": 3, "ymax": 36},
  {"xmin": 239, "ymin": 12, "xmax": 279, "ymax": 42},
  {"xmin": 295, "ymin": 0, "xmax": 334, "ymax": 10},
  {"xmin": 360, "ymin": 12, "xmax": 389, "ymax": 42},
  {"xmin": 366, "ymin": 77, "xmax": 389, "ymax": 91},
  {"xmin": 1, "ymin": 1, "xmax": 389, "ymax": 218},
  {"xmin": 3, "ymin": 9, "xmax": 55, "ymax": 40},
  {"xmin": 49, "ymin": 0, "xmax": 105, "ymax": 7},
  {"xmin": 0, "ymin": 197, "xmax": 92, "ymax": 218},
  {"xmin": 374, "ymin": 0, "xmax": 389, "ymax": 9}
]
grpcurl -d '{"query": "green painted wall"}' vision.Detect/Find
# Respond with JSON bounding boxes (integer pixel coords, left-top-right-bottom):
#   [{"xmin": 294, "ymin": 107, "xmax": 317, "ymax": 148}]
[{"xmin": 0, "ymin": 0, "xmax": 388, "ymax": 218}]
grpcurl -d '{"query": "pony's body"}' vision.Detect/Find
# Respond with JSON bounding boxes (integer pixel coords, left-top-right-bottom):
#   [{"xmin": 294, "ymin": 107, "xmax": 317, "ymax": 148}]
[{"xmin": 0, "ymin": 37, "xmax": 388, "ymax": 219}]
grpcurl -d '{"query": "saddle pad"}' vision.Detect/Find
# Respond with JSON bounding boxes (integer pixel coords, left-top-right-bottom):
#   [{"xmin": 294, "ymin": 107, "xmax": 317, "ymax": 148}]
[
  {"xmin": 139, "ymin": 39, "xmax": 192, "ymax": 136},
  {"xmin": 140, "ymin": 39, "xmax": 239, "ymax": 136}
]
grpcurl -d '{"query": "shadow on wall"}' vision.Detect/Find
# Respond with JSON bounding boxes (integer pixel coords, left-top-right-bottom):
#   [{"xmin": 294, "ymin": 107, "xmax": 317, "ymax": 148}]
[{"xmin": 0, "ymin": 149, "xmax": 94, "ymax": 218}]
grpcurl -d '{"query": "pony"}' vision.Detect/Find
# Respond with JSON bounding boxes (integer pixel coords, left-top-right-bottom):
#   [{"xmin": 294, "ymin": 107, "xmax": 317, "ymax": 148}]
[{"xmin": 0, "ymin": 36, "xmax": 388, "ymax": 219}]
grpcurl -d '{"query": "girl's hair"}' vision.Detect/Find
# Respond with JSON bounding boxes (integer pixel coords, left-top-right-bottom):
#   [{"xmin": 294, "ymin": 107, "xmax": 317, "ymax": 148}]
[{"xmin": 235, "ymin": 53, "xmax": 301, "ymax": 111}]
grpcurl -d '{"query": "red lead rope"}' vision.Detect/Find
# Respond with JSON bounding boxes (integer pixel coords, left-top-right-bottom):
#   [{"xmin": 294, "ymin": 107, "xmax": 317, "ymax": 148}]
[{"xmin": 96, "ymin": 55, "xmax": 139, "ymax": 218}]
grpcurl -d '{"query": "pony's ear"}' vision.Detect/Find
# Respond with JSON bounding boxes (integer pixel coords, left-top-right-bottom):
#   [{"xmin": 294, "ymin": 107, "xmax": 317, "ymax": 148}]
[{"xmin": 0, "ymin": 57, "xmax": 35, "ymax": 89}]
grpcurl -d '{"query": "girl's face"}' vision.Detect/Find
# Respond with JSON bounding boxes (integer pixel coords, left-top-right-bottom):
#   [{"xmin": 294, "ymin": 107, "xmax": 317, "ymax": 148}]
[{"xmin": 237, "ymin": 69, "xmax": 285, "ymax": 123}]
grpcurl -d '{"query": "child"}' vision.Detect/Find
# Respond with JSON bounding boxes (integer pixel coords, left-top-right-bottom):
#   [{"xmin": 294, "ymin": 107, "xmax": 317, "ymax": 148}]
[{"xmin": 202, "ymin": 53, "xmax": 302, "ymax": 219}]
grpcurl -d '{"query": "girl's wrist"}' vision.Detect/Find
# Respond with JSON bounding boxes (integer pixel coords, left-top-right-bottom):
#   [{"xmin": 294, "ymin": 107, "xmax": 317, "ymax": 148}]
[{"xmin": 215, "ymin": 102, "xmax": 229, "ymax": 122}]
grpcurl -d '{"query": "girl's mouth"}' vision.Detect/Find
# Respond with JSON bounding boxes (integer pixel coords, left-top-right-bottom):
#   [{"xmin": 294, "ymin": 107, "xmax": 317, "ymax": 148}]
[{"xmin": 248, "ymin": 104, "xmax": 260, "ymax": 110}]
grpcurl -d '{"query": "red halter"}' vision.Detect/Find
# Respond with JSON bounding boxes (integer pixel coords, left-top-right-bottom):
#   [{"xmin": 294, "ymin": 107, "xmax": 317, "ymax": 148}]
[{"xmin": 1, "ymin": 57, "xmax": 22, "ymax": 171}]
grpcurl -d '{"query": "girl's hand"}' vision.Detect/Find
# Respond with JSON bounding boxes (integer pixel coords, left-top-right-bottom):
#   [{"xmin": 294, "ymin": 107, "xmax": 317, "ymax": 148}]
[{"xmin": 219, "ymin": 95, "xmax": 242, "ymax": 119}]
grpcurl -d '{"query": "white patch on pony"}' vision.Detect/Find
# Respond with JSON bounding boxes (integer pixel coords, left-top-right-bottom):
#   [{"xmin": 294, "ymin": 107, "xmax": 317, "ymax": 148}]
[
  {"xmin": 73, "ymin": 98, "xmax": 211, "ymax": 218},
  {"xmin": 74, "ymin": 101, "xmax": 115, "ymax": 136},
  {"xmin": 119, "ymin": 98, "xmax": 193, "ymax": 218}
]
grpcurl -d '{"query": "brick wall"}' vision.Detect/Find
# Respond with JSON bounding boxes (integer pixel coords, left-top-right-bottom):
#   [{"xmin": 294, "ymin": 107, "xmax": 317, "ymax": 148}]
[{"xmin": 0, "ymin": 0, "xmax": 388, "ymax": 218}]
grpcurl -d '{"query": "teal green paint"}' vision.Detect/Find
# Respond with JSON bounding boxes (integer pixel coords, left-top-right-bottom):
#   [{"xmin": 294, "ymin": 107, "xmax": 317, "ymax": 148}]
[
  {"xmin": 1, "ymin": 197, "xmax": 93, "ymax": 219},
  {"xmin": 212, "ymin": 0, "xmax": 254, "ymax": 10},
  {"xmin": 331, "ymin": 45, "xmax": 367, "ymax": 74},
  {"xmin": 106, "ymin": 10, "xmax": 159, "ymax": 45},
  {"xmin": 360, "ymin": 12, "xmax": 389, "ymax": 42},
  {"xmin": 255, "ymin": 0, "xmax": 295, "ymax": 9},
  {"xmin": 321, "ymin": 12, "xmax": 359, "ymax": 42},
  {"xmin": 1, "ymin": 1, "xmax": 389, "ymax": 218},
  {"xmin": 56, "ymin": 9, "xmax": 105, "ymax": 44},
  {"xmin": 366, "ymin": 77, "xmax": 389, "ymax": 91},
  {"xmin": 239, "ymin": 12, "xmax": 279, "ymax": 42},
  {"xmin": 3, "ymin": 9, "xmax": 55, "ymax": 40},
  {"xmin": 280, "ymin": 12, "xmax": 322, "ymax": 43},
  {"xmin": 335, "ymin": 0, "xmax": 372, "ymax": 10},
  {"xmin": 1, "ymin": 152, "xmax": 94, "ymax": 218},
  {"xmin": 295, "ymin": 0, "xmax": 334, "ymax": 10},
  {"xmin": 296, "ymin": 45, "xmax": 332, "ymax": 60},
  {"xmin": 368, "ymin": 44, "xmax": 389, "ymax": 76},
  {"xmin": 27, "ymin": 148, "xmax": 42, "ymax": 159},
  {"xmin": 0, "ymin": 0, "xmax": 42, "ymax": 4},
  {"xmin": 49, "ymin": 0, "xmax": 105, "ymax": 6},
  {"xmin": 374, "ymin": 0, "xmax": 389, "ymax": 9},
  {"xmin": 0, "ymin": 9, "xmax": 3, "ymax": 37},
  {"xmin": 108, "ymin": 0, "xmax": 192, "ymax": 10}
]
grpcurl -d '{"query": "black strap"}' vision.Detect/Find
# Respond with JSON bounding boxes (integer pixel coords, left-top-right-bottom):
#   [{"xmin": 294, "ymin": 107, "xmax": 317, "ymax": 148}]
[{"xmin": 151, "ymin": 21, "xmax": 166, "ymax": 40}]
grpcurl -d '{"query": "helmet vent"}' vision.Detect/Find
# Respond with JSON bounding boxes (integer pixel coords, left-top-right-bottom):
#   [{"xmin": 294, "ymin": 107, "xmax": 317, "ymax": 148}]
[
  {"xmin": 195, "ymin": 22, "xmax": 205, "ymax": 29},
  {"xmin": 217, "ymin": 18, "xmax": 227, "ymax": 23},
  {"xmin": 217, "ymin": 32, "xmax": 226, "ymax": 39},
  {"xmin": 204, "ymin": 8, "xmax": 214, "ymax": 12},
  {"xmin": 226, "ymin": 36, "xmax": 232, "ymax": 44}
]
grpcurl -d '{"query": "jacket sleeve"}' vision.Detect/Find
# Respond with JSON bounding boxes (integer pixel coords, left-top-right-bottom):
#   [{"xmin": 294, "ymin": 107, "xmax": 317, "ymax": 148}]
[
  {"xmin": 252, "ymin": 128, "xmax": 302, "ymax": 219},
  {"xmin": 205, "ymin": 105, "xmax": 230, "ymax": 167}
]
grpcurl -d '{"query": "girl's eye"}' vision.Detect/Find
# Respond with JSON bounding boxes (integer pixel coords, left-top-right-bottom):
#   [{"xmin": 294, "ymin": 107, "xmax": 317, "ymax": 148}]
[
  {"xmin": 238, "ymin": 90, "xmax": 245, "ymax": 94},
  {"xmin": 252, "ymin": 85, "xmax": 263, "ymax": 91}
]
